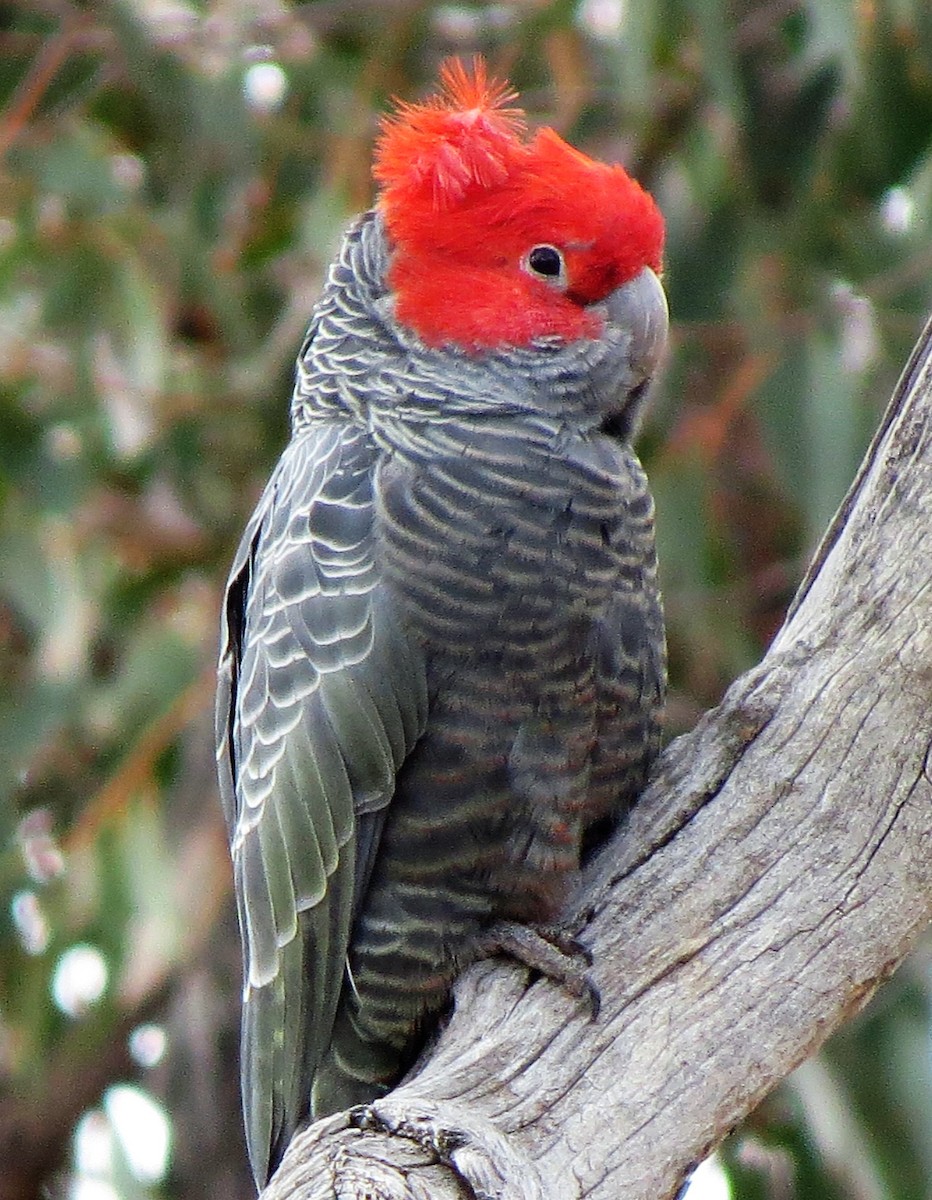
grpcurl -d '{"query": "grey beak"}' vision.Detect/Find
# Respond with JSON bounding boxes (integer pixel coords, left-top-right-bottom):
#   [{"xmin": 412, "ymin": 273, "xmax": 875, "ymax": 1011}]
[{"xmin": 603, "ymin": 266, "xmax": 669, "ymax": 382}]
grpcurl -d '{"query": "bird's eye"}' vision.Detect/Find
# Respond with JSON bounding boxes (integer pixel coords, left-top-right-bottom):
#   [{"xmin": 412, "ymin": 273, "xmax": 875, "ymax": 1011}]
[{"xmin": 526, "ymin": 245, "xmax": 565, "ymax": 280}]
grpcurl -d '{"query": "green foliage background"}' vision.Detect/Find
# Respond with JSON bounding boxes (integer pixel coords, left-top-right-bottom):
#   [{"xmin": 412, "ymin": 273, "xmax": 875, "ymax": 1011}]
[{"xmin": 1, "ymin": 2, "xmax": 931, "ymax": 1198}]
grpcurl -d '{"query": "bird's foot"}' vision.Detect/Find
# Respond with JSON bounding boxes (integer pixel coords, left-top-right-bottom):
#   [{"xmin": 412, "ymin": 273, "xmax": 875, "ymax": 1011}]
[
  {"xmin": 352, "ymin": 1097, "xmax": 546, "ymax": 1200},
  {"xmin": 476, "ymin": 920, "xmax": 600, "ymax": 1019}
]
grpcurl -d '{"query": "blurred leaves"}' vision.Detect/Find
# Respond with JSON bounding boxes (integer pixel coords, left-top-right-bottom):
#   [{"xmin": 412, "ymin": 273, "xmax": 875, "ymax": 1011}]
[{"xmin": 0, "ymin": 1, "xmax": 930, "ymax": 1199}]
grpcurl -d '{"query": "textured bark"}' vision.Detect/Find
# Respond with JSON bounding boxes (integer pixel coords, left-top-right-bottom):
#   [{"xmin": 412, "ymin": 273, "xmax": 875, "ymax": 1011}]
[{"xmin": 261, "ymin": 316, "xmax": 932, "ymax": 1200}]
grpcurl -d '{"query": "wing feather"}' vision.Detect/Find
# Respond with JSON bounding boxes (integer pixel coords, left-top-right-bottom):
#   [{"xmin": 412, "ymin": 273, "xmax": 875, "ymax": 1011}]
[{"xmin": 216, "ymin": 421, "xmax": 426, "ymax": 1186}]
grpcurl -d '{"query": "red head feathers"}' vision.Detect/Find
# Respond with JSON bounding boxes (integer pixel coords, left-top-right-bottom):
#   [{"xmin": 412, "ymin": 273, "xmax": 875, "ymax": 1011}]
[{"xmin": 373, "ymin": 58, "xmax": 664, "ymax": 352}]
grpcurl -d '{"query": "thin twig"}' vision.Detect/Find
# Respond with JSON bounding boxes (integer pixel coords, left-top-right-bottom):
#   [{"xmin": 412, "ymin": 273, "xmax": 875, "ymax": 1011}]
[{"xmin": 0, "ymin": 11, "xmax": 87, "ymax": 161}]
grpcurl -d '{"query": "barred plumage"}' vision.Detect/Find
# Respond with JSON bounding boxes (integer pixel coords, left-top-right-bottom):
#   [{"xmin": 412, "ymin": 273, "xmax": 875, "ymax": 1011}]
[{"xmin": 217, "ymin": 62, "xmax": 668, "ymax": 1189}]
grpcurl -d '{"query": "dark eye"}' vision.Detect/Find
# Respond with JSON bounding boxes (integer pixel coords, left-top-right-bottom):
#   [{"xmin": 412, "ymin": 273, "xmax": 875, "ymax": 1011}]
[{"xmin": 527, "ymin": 245, "xmax": 565, "ymax": 279}]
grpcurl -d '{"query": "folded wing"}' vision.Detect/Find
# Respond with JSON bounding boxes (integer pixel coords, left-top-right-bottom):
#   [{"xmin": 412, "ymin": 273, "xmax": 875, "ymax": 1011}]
[{"xmin": 216, "ymin": 423, "xmax": 427, "ymax": 1186}]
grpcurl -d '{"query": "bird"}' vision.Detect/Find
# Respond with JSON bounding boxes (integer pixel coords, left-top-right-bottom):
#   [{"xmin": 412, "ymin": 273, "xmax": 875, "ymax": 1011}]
[{"xmin": 216, "ymin": 57, "xmax": 668, "ymax": 1189}]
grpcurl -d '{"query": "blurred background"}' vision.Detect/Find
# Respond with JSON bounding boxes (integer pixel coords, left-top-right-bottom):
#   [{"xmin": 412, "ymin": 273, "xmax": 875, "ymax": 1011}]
[{"xmin": 1, "ymin": 2, "xmax": 931, "ymax": 1198}]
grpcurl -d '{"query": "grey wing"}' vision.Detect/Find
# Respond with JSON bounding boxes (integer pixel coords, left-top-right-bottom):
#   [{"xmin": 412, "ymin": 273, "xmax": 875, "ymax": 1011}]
[{"xmin": 216, "ymin": 423, "xmax": 427, "ymax": 1187}]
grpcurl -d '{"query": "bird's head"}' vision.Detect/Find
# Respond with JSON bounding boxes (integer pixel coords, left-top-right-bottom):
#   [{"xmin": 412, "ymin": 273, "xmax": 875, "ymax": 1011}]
[{"xmin": 373, "ymin": 58, "xmax": 667, "ymax": 390}]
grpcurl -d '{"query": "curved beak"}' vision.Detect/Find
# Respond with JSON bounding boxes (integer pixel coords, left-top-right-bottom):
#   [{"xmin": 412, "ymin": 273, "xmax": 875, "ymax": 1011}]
[{"xmin": 604, "ymin": 266, "xmax": 669, "ymax": 383}]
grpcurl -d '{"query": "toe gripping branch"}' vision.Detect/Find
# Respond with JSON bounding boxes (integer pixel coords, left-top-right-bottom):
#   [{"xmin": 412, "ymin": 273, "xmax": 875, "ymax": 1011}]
[
  {"xmin": 351, "ymin": 1097, "xmax": 547, "ymax": 1200},
  {"xmin": 476, "ymin": 920, "xmax": 601, "ymax": 1020}
]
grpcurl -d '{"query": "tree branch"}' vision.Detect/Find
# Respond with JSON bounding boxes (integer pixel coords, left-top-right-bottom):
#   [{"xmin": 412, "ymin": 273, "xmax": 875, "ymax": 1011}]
[{"xmin": 262, "ymin": 317, "xmax": 932, "ymax": 1200}]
